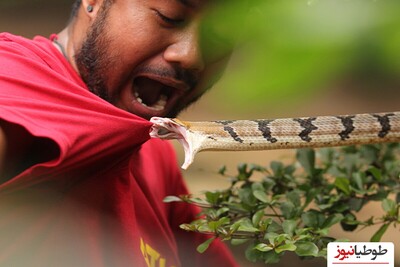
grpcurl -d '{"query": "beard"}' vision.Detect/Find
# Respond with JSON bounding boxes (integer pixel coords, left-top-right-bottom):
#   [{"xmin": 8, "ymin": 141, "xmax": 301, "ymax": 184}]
[{"xmin": 75, "ymin": 1, "xmax": 115, "ymax": 103}]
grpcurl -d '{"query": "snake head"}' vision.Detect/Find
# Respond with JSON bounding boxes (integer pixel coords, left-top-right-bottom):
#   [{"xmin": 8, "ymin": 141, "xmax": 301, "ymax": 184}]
[
  {"xmin": 149, "ymin": 117, "xmax": 186, "ymax": 139},
  {"xmin": 150, "ymin": 117, "xmax": 201, "ymax": 169}
]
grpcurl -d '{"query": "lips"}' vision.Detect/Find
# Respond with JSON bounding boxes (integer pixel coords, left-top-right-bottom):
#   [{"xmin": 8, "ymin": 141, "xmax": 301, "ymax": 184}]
[{"xmin": 130, "ymin": 73, "xmax": 190, "ymax": 118}]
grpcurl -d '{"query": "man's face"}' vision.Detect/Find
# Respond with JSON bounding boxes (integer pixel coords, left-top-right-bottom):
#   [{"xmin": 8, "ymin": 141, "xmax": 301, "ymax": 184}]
[{"xmin": 75, "ymin": 0, "xmax": 231, "ymax": 120}]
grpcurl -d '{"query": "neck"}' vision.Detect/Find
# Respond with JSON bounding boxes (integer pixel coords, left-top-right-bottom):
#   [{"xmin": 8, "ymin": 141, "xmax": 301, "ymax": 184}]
[
  {"xmin": 55, "ymin": 27, "xmax": 81, "ymax": 76},
  {"xmin": 52, "ymin": 38, "xmax": 68, "ymax": 59},
  {"xmin": 55, "ymin": 28, "xmax": 70, "ymax": 56}
]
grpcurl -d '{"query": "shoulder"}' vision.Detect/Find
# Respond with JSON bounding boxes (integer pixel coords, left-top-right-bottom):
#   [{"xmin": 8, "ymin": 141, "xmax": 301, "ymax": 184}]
[
  {"xmin": 0, "ymin": 33, "xmax": 53, "ymax": 55},
  {"xmin": 0, "ymin": 33, "xmax": 47, "ymax": 62},
  {"xmin": 0, "ymin": 32, "xmax": 80, "ymax": 83}
]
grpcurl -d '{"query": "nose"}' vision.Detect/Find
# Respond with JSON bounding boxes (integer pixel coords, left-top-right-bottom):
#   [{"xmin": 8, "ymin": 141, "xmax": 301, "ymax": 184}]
[{"xmin": 163, "ymin": 25, "xmax": 205, "ymax": 72}]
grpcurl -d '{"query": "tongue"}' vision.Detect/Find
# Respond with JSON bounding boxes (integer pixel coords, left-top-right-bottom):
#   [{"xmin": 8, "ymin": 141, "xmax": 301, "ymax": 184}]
[{"xmin": 134, "ymin": 77, "xmax": 163, "ymax": 106}]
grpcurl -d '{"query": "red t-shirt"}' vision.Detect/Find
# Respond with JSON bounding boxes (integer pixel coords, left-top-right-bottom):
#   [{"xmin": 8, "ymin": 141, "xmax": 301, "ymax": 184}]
[{"xmin": 0, "ymin": 33, "xmax": 238, "ymax": 267}]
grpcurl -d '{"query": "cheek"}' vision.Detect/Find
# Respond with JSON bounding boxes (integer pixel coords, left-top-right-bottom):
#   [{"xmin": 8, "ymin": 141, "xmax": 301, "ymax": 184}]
[
  {"xmin": 107, "ymin": 4, "xmax": 168, "ymax": 63},
  {"xmin": 100, "ymin": 7, "xmax": 160, "ymax": 89}
]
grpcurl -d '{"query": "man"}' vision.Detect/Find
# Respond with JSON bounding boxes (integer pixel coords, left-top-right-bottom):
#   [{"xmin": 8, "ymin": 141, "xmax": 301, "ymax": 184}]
[{"xmin": 0, "ymin": 0, "xmax": 238, "ymax": 266}]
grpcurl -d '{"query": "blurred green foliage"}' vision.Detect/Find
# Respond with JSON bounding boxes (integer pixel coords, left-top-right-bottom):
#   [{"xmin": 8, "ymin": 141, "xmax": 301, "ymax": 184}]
[
  {"xmin": 202, "ymin": 0, "xmax": 400, "ymax": 110},
  {"xmin": 166, "ymin": 143, "xmax": 400, "ymax": 264}
]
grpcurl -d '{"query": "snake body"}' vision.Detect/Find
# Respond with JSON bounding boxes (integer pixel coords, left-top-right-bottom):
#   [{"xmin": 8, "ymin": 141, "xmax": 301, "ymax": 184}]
[{"xmin": 149, "ymin": 111, "xmax": 400, "ymax": 169}]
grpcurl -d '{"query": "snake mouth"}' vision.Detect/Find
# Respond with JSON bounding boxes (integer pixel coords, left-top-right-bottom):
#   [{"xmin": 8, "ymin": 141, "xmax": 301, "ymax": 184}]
[{"xmin": 150, "ymin": 117, "xmax": 196, "ymax": 169}]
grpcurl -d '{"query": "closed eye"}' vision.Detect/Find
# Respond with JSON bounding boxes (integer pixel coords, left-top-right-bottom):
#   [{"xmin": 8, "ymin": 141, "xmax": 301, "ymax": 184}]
[{"xmin": 153, "ymin": 9, "xmax": 185, "ymax": 27}]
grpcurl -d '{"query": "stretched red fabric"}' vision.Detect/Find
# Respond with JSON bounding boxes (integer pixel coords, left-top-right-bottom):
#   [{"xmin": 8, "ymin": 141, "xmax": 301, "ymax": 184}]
[{"xmin": 0, "ymin": 33, "xmax": 238, "ymax": 267}]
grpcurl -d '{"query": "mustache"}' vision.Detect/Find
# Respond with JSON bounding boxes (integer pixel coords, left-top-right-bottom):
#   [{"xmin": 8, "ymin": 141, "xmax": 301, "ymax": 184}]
[{"xmin": 132, "ymin": 65, "xmax": 199, "ymax": 90}]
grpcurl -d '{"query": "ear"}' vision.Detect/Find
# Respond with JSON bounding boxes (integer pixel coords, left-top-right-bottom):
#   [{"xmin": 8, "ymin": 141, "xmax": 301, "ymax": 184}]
[{"xmin": 81, "ymin": 0, "xmax": 102, "ymax": 19}]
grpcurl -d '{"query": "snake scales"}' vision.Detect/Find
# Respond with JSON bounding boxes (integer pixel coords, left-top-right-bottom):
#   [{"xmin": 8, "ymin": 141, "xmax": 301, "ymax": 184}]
[{"xmin": 149, "ymin": 111, "xmax": 400, "ymax": 169}]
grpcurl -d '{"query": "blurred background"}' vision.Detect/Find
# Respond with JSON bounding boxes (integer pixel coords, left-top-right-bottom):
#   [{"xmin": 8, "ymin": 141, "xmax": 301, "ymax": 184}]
[{"xmin": 1, "ymin": 0, "xmax": 399, "ymax": 266}]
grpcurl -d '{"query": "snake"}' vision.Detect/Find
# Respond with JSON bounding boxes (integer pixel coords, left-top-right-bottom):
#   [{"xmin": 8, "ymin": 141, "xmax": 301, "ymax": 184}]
[{"xmin": 149, "ymin": 111, "xmax": 400, "ymax": 169}]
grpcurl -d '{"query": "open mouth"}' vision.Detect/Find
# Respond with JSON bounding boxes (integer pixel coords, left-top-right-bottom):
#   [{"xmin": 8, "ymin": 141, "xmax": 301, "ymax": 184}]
[
  {"xmin": 128, "ymin": 72, "xmax": 193, "ymax": 118},
  {"xmin": 133, "ymin": 76, "xmax": 174, "ymax": 111}
]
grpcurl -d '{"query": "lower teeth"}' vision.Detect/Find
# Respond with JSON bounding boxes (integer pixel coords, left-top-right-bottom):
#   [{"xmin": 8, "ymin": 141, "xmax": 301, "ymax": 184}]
[
  {"xmin": 135, "ymin": 93, "xmax": 168, "ymax": 111},
  {"xmin": 152, "ymin": 94, "xmax": 168, "ymax": 111}
]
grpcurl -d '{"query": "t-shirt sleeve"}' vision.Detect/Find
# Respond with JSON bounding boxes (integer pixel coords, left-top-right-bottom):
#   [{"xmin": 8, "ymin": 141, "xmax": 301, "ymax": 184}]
[
  {"xmin": 0, "ymin": 34, "xmax": 151, "ymax": 192},
  {"xmin": 0, "ymin": 36, "xmax": 70, "ymax": 186}
]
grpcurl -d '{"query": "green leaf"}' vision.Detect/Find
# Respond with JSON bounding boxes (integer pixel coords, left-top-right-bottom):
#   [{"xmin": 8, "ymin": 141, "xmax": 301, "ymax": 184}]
[
  {"xmin": 252, "ymin": 210, "xmax": 265, "ymax": 227},
  {"xmin": 180, "ymin": 223, "xmax": 197, "ymax": 231},
  {"xmin": 348, "ymin": 197, "xmax": 364, "ymax": 212},
  {"xmin": 253, "ymin": 190, "xmax": 269, "ymax": 203},
  {"xmin": 318, "ymin": 248, "xmax": 328, "ymax": 258},
  {"xmin": 251, "ymin": 182, "xmax": 264, "ymax": 192},
  {"xmin": 322, "ymin": 213, "xmax": 344, "ymax": 228},
  {"xmin": 368, "ymin": 167, "xmax": 383, "ymax": 181},
  {"xmin": 230, "ymin": 221, "xmax": 241, "ymax": 232},
  {"xmin": 259, "ymin": 218, "xmax": 273, "ymax": 232},
  {"xmin": 238, "ymin": 188, "xmax": 257, "ymax": 206},
  {"xmin": 188, "ymin": 197, "xmax": 210, "ymax": 206},
  {"xmin": 304, "ymin": 188, "xmax": 319, "ymax": 207},
  {"xmin": 368, "ymin": 189, "xmax": 389, "ymax": 201},
  {"xmin": 280, "ymin": 201, "xmax": 296, "ymax": 219},
  {"xmin": 270, "ymin": 161, "xmax": 284, "ymax": 176},
  {"xmin": 197, "ymin": 237, "xmax": 216, "ymax": 253},
  {"xmin": 254, "ymin": 243, "xmax": 273, "ymax": 252},
  {"xmin": 218, "ymin": 165, "xmax": 227, "ymax": 175},
  {"xmin": 266, "ymin": 220, "xmax": 282, "ymax": 233},
  {"xmin": 351, "ymin": 172, "xmax": 364, "ymax": 190},
  {"xmin": 287, "ymin": 190, "xmax": 301, "ymax": 207},
  {"xmin": 274, "ymin": 234, "xmax": 290, "ymax": 245},
  {"xmin": 238, "ymin": 219, "xmax": 260, "ymax": 233},
  {"xmin": 208, "ymin": 217, "xmax": 230, "ymax": 231},
  {"xmin": 249, "ymin": 164, "xmax": 267, "ymax": 173},
  {"xmin": 163, "ymin": 196, "xmax": 182, "ymax": 203},
  {"xmin": 264, "ymin": 251, "xmax": 281, "ymax": 264},
  {"xmin": 205, "ymin": 191, "xmax": 221, "ymax": 204},
  {"xmin": 264, "ymin": 232, "xmax": 279, "ymax": 245},
  {"xmin": 294, "ymin": 241, "xmax": 319, "ymax": 257},
  {"xmin": 370, "ymin": 223, "xmax": 390, "ymax": 242},
  {"xmin": 282, "ymin": 220, "xmax": 297, "ymax": 236},
  {"xmin": 237, "ymin": 163, "xmax": 250, "ymax": 180},
  {"xmin": 296, "ymin": 148, "xmax": 315, "ymax": 175},
  {"xmin": 301, "ymin": 210, "xmax": 325, "ymax": 228},
  {"xmin": 245, "ymin": 243, "xmax": 263, "ymax": 263},
  {"xmin": 275, "ymin": 243, "xmax": 297, "ymax": 254},
  {"xmin": 315, "ymin": 228, "xmax": 329, "ymax": 236},
  {"xmin": 340, "ymin": 213, "xmax": 359, "ymax": 232},
  {"xmin": 335, "ymin": 177, "xmax": 351, "ymax": 195},
  {"xmin": 382, "ymin": 199, "xmax": 396, "ymax": 215},
  {"xmin": 216, "ymin": 207, "xmax": 229, "ymax": 217}
]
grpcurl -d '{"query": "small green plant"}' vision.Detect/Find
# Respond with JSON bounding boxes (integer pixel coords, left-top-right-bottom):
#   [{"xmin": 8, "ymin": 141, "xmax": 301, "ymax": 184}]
[{"xmin": 165, "ymin": 144, "xmax": 400, "ymax": 264}]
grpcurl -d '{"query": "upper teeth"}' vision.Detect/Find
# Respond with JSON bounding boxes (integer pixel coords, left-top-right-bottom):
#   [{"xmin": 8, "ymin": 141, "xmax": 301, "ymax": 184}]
[{"xmin": 134, "ymin": 92, "xmax": 168, "ymax": 111}]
